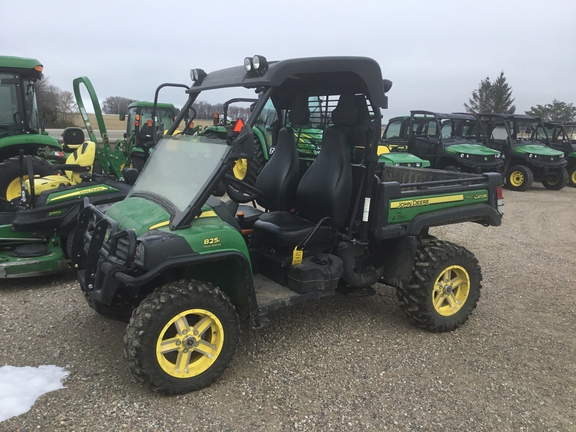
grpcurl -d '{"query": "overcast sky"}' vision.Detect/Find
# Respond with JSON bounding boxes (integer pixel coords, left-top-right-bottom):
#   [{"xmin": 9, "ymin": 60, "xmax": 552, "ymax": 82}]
[{"xmin": 2, "ymin": 0, "xmax": 575, "ymax": 121}]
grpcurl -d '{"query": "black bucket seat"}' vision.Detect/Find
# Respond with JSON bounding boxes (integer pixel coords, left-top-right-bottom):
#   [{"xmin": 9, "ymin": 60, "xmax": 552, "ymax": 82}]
[{"xmin": 253, "ymin": 92, "xmax": 356, "ymax": 249}]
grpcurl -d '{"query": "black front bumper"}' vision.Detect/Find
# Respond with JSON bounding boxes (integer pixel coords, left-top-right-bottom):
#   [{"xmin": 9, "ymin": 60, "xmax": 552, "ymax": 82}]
[{"xmin": 72, "ymin": 204, "xmax": 136, "ymax": 305}]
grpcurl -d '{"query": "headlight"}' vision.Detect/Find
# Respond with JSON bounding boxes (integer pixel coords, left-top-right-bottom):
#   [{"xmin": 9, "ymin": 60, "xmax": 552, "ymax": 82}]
[
  {"xmin": 559, "ymin": 154, "xmax": 564, "ymax": 158},
  {"xmin": 135, "ymin": 241, "xmax": 145, "ymax": 264},
  {"xmin": 495, "ymin": 154, "xmax": 501, "ymax": 158}
]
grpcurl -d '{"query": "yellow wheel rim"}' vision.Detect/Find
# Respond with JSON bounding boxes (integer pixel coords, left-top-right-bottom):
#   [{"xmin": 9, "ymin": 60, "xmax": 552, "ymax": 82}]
[
  {"xmin": 546, "ymin": 176, "xmax": 559, "ymax": 186},
  {"xmin": 156, "ymin": 309, "xmax": 224, "ymax": 378},
  {"xmin": 432, "ymin": 265, "xmax": 470, "ymax": 317},
  {"xmin": 6, "ymin": 176, "xmax": 25, "ymax": 202},
  {"xmin": 233, "ymin": 159, "xmax": 248, "ymax": 180},
  {"xmin": 570, "ymin": 170, "xmax": 576, "ymax": 184},
  {"xmin": 509, "ymin": 171, "xmax": 524, "ymax": 187}
]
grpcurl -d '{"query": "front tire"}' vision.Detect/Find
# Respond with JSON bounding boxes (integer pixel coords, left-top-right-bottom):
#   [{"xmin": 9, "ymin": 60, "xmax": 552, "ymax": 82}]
[
  {"xmin": 0, "ymin": 156, "xmax": 56, "ymax": 210},
  {"xmin": 505, "ymin": 165, "xmax": 533, "ymax": 191},
  {"xmin": 124, "ymin": 280, "xmax": 239, "ymax": 394},
  {"xmin": 569, "ymin": 166, "xmax": 576, "ymax": 187},
  {"xmin": 542, "ymin": 167, "xmax": 569, "ymax": 190},
  {"xmin": 396, "ymin": 239, "xmax": 482, "ymax": 332}
]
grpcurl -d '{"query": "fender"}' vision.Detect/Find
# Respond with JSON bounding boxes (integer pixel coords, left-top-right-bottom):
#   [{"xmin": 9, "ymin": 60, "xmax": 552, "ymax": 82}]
[{"xmin": 112, "ymin": 250, "xmax": 262, "ymax": 328}]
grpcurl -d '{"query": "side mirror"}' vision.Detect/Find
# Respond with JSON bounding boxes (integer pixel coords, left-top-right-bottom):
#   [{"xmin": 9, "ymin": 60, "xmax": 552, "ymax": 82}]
[{"xmin": 383, "ymin": 79, "xmax": 393, "ymax": 93}]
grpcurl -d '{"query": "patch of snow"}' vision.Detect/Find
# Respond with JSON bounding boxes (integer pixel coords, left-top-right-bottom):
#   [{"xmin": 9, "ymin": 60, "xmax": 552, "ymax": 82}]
[{"xmin": 0, "ymin": 365, "xmax": 68, "ymax": 422}]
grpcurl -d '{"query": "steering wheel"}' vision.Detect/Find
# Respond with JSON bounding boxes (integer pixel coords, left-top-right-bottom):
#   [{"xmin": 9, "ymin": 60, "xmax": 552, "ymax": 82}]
[{"xmin": 224, "ymin": 174, "xmax": 263, "ymax": 203}]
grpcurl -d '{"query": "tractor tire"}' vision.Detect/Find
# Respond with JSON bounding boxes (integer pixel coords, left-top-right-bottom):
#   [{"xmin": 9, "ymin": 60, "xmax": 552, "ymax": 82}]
[
  {"xmin": 569, "ymin": 166, "xmax": 576, "ymax": 187},
  {"xmin": 396, "ymin": 239, "xmax": 482, "ymax": 333},
  {"xmin": 542, "ymin": 167, "xmax": 569, "ymax": 190},
  {"xmin": 123, "ymin": 279, "xmax": 239, "ymax": 394},
  {"xmin": 0, "ymin": 156, "xmax": 56, "ymax": 211},
  {"xmin": 505, "ymin": 165, "xmax": 533, "ymax": 191}
]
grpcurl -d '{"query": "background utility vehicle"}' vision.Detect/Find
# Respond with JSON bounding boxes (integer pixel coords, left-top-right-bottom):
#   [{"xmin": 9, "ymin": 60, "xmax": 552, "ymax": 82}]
[
  {"xmin": 382, "ymin": 111, "xmax": 503, "ymax": 173},
  {"xmin": 542, "ymin": 121, "xmax": 576, "ymax": 186},
  {"xmin": 479, "ymin": 113, "xmax": 568, "ymax": 191},
  {"xmin": 0, "ymin": 56, "xmax": 64, "ymax": 209},
  {"xmin": 72, "ymin": 55, "xmax": 503, "ymax": 395}
]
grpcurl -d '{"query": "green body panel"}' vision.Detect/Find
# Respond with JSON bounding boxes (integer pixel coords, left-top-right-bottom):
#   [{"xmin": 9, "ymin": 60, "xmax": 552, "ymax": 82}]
[
  {"xmin": 0, "ymin": 242, "xmax": 68, "ymax": 278},
  {"xmin": 44, "ymin": 183, "xmax": 121, "ymax": 205},
  {"xmin": 0, "ymin": 132, "xmax": 60, "ymax": 151},
  {"xmin": 106, "ymin": 197, "xmax": 171, "ymax": 235},
  {"xmin": 163, "ymin": 215, "xmax": 250, "ymax": 262},
  {"xmin": 514, "ymin": 144, "xmax": 564, "ymax": 156},
  {"xmin": 388, "ymin": 189, "xmax": 489, "ymax": 223},
  {"xmin": 444, "ymin": 144, "xmax": 500, "ymax": 156},
  {"xmin": 379, "ymin": 152, "xmax": 431, "ymax": 167},
  {"xmin": 568, "ymin": 151, "xmax": 576, "ymax": 158},
  {"xmin": 107, "ymin": 197, "xmax": 251, "ymax": 262}
]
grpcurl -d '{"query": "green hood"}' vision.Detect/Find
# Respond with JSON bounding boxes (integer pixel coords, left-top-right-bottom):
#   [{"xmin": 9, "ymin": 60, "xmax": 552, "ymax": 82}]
[
  {"xmin": 106, "ymin": 197, "xmax": 171, "ymax": 236},
  {"xmin": 379, "ymin": 152, "xmax": 431, "ymax": 167},
  {"xmin": 514, "ymin": 144, "xmax": 564, "ymax": 156},
  {"xmin": 445, "ymin": 144, "xmax": 500, "ymax": 156}
]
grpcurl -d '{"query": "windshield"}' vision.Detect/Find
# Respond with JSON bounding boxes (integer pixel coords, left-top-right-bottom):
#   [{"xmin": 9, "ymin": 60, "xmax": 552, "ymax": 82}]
[
  {"xmin": 0, "ymin": 73, "xmax": 20, "ymax": 128},
  {"xmin": 126, "ymin": 106, "xmax": 175, "ymax": 136},
  {"xmin": 128, "ymin": 134, "xmax": 229, "ymax": 214},
  {"xmin": 0, "ymin": 73, "xmax": 39, "ymax": 133}
]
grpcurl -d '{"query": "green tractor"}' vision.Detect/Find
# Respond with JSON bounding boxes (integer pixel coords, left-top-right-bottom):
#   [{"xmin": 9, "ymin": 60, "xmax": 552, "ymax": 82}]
[
  {"xmin": 542, "ymin": 121, "xmax": 576, "ymax": 186},
  {"xmin": 118, "ymin": 100, "xmax": 179, "ymax": 171},
  {"xmin": 479, "ymin": 113, "xmax": 568, "ymax": 191},
  {"xmin": 0, "ymin": 56, "xmax": 65, "ymax": 210},
  {"xmin": 382, "ymin": 111, "xmax": 503, "ymax": 173},
  {"xmin": 72, "ymin": 55, "xmax": 503, "ymax": 395}
]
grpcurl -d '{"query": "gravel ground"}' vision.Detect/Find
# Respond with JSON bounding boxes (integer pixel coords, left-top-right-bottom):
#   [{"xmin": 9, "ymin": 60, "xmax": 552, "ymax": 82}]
[{"xmin": 1, "ymin": 184, "xmax": 575, "ymax": 431}]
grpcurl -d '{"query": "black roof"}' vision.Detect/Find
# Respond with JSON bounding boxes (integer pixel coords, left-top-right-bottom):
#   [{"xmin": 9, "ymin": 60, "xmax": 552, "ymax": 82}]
[
  {"xmin": 477, "ymin": 113, "xmax": 541, "ymax": 121},
  {"xmin": 188, "ymin": 56, "xmax": 390, "ymax": 109},
  {"xmin": 410, "ymin": 110, "xmax": 478, "ymax": 121}
]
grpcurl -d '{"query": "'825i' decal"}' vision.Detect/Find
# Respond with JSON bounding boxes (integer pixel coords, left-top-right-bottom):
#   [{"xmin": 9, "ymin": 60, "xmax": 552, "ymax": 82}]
[{"xmin": 203, "ymin": 237, "xmax": 221, "ymax": 247}]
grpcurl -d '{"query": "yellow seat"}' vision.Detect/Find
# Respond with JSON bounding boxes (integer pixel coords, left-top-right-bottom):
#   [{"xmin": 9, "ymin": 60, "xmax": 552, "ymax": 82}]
[{"xmin": 26, "ymin": 141, "xmax": 96, "ymax": 195}]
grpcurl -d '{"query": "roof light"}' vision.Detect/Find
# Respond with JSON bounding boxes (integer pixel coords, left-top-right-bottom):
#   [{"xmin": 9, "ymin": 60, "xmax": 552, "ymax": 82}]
[
  {"xmin": 244, "ymin": 57, "xmax": 253, "ymax": 72},
  {"xmin": 253, "ymin": 55, "xmax": 268, "ymax": 72},
  {"xmin": 34, "ymin": 65, "xmax": 43, "ymax": 73},
  {"xmin": 190, "ymin": 68, "xmax": 207, "ymax": 83}
]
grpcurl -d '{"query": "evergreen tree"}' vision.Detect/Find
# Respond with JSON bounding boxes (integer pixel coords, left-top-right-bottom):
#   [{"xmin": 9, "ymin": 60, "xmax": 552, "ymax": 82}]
[
  {"xmin": 464, "ymin": 71, "xmax": 515, "ymax": 114},
  {"xmin": 525, "ymin": 100, "xmax": 576, "ymax": 121}
]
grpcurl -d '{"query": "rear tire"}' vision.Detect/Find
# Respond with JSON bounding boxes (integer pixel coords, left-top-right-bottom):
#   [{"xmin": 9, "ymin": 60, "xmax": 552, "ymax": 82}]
[
  {"xmin": 0, "ymin": 156, "xmax": 56, "ymax": 211},
  {"xmin": 124, "ymin": 279, "xmax": 239, "ymax": 394},
  {"xmin": 505, "ymin": 165, "xmax": 533, "ymax": 191},
  {"xmin": 396, "ymin": 239, "xmax": 482, "ymax": 333},
  {"xmin": 542, "ymin": 167, "xmax": 569, "ymax": 190}
]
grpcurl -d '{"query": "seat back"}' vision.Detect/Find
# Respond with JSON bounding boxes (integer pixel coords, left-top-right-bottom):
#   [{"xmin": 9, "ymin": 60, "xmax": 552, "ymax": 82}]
[
  {"xmin": 65, "ymin": 141, "xmax": 96, "ymax": 184},
  {"xmin": 61, "ymin": 127, "xmax": 85, "ymax": 151},
  {"xmin": 295, "ymin": 93, "xmax": 355, "ymax": 227},
  {"xmin": 254, "ymin": 94, "xmax": 309, "ymax": 212}
]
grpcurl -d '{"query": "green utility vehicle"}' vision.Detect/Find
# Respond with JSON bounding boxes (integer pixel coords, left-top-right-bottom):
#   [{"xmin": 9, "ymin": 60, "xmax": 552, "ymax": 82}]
[
  {"xmin": 479, "ymin": 113, "xmax": 568, "ymax": 191},
  {"xmin": 0, "ymin": 56, "xmax": 64, "ymax": 209},
  {"xmin": 382, "ymin": 111, "xmax": 503, "ymax": 173},
  {"xmin": 72, "ymin": 55, "xmax": 503, "ymax": 395},
  {"xmin": 542, "ymin": 121, "xmax": 576, "ymax": 186}
]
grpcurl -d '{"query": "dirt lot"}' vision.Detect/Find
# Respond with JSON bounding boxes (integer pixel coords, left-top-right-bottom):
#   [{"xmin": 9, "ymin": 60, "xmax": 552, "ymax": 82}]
[{"xmin": 1, "ymin": 185, "xmax": 575, "ymax": 431}]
